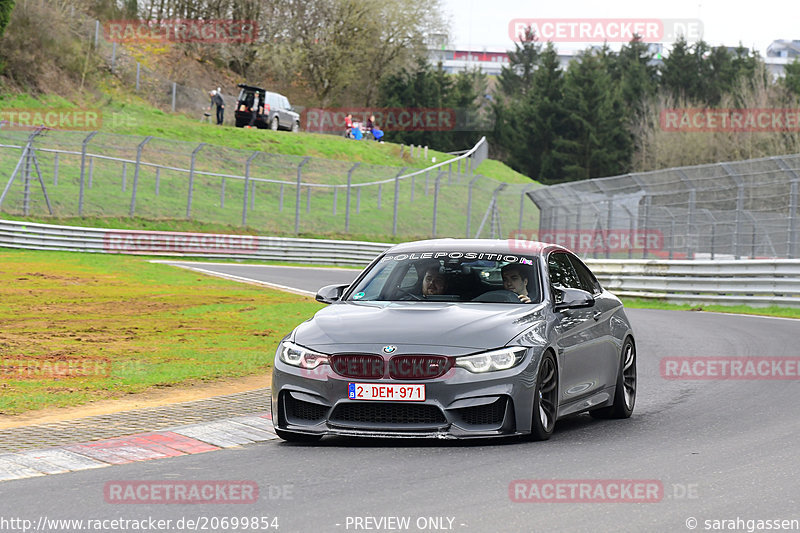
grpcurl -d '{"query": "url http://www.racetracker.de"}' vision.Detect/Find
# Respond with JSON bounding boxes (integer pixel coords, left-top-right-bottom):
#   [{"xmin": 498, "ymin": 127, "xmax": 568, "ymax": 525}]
[{"xmin": 0, "ymin": 515, "xmax": 280, "ymax": 532}]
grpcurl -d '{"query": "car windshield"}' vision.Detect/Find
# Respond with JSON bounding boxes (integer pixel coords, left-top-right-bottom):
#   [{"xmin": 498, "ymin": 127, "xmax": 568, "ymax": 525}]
[{"xmin": 347, "ymin": 252, "xmax": 541, "ymax": 304}]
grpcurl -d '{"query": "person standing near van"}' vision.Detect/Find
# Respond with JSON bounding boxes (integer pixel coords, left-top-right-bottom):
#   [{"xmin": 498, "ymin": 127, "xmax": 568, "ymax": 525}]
[{"xmin": 212, "ymin": 88, "xmax": 225, "ymax": 125}]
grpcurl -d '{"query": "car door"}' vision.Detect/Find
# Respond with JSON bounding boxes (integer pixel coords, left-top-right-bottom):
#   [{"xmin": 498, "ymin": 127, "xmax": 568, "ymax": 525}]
[
  {"xmin": 548, "ymin": 251, "xmax": 607, "ymax": 408},
  {"xmin": 567, "ymin": 253, "xmax": 620, "ymax": 390}
]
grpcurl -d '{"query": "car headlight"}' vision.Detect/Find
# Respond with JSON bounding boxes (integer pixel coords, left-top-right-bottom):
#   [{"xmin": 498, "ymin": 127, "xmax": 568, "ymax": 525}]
[
  {"xmin": 455, "ymin": 347, "xmax": 527, "ymax": 373},
  {"xmin": 279, "ymin": 341, "xmax": 328, "ymax": 369}
]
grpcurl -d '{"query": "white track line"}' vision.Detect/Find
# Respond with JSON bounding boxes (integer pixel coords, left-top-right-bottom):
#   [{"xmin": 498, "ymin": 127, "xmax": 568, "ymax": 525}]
[{"xmin": 164, "ymin": 263, "xmax": 316, "ymax": 297}]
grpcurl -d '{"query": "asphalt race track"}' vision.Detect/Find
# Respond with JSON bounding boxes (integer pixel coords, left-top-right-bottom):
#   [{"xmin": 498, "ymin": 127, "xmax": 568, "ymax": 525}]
[{"xmin": 2, "ymin": 262, "xmax": 799, "ymax": 533}]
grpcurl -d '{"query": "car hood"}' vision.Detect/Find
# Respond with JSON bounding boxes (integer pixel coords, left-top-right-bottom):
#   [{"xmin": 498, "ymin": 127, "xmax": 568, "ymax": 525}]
[{"xmin": 293, "ymin": 301, "xmax": 545, "ymax": 351}]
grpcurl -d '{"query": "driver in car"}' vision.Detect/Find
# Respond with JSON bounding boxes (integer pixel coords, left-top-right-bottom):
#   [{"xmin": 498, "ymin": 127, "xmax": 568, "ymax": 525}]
[
  {"xmin": 501, "ymin": 264, "xmax": 532, "ymax": 303},
  {"xmin": 422, "ymin": 266, "xmax": 448, "ymax": 296}
]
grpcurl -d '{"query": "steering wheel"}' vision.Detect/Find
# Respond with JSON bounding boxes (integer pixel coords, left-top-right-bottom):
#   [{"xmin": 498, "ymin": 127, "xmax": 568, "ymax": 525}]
[
  {"xmin": 396, "ymin": 287, "xmax": 423, "ymax": 301},
  {"xmin": 472, "ymin": 290, "xmax": 521, "ymax": 303}
]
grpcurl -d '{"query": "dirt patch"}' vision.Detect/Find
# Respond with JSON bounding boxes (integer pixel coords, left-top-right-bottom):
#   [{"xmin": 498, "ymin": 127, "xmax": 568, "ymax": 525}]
[{"xmin": 0, "ymin": 372, "xmax": 271, "ymax": 429}]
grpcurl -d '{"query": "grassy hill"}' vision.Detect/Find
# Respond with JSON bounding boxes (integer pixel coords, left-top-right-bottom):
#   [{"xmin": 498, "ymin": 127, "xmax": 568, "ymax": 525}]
[{"xmin": 0, "ymin": 92, "xmax": 540, "ymax": 241}]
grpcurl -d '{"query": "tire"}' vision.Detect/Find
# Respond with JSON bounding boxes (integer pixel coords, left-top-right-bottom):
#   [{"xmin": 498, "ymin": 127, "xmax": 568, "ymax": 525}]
[
  {"xmin": 275, "ymin": 428, "xmax": 323, "ymax": 443},
  {"xmin": 271, "ymin": 116, "xmax": 279, "ymax": 131},
  {"xmin": 590, "ymin": 337, "xmax": 636, "ymax": 419},
  {"xmin": 292, "ymin": 121, "xmax": 300, "ymax": 133},
  {"xmin": 529, "ymin": 351, "xmax": 558, "ymax": 441}
]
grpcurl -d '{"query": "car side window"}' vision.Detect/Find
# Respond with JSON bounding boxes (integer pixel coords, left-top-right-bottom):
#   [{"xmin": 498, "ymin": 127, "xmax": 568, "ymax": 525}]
[
  {"xmin": 399, "ymin": 264, "xmax": 420, "ymax": 289},
  {"xmin": 567, "ymin": 254, "xmax": 602, "ymax": 295},
  {"xmin": 548, "ymin": 252, "xmax": 582, "ymax": 294}
]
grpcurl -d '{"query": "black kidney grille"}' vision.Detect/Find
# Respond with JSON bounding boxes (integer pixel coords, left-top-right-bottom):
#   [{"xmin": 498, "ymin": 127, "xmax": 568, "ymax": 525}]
[
  {"xmin": 330, "ymin": 354, "xmax": 385, "ymax": 379},
  {"xmin": 388, "ymin": 355, "xmax": 454, "ymax": 380},
  {"xmin": 285, "ymin": 395, "xmax": 328, "ymax": 421},
  {"xmin": 454, "ymin": 398, "xmax": 507, "ymax": 426},
  {"xmin": 330, "ymin": 403, "xmax": 446, "ymax": 425}
]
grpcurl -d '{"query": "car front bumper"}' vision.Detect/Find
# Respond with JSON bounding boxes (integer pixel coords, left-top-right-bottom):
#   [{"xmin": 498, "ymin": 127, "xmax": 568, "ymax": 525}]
[{"xmin": 271, "ymin": 349, "xmax": 542, "ymax": 439}]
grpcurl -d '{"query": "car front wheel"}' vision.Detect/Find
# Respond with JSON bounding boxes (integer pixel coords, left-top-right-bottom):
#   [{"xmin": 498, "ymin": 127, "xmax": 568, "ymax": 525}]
[
  {"xmin": 590, "ymin": 337, "xmax": 636, "ymax": 419},
  {"xmin": 529, "ymin": 351, "xmax": 558, "ymax": 441}
]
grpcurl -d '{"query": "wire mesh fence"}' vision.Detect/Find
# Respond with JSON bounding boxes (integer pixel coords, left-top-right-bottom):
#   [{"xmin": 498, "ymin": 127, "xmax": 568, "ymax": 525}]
[
  {"xmin": 0, "ymin": 126, "xmax": 542, "ymax": 240},
  {"xmin": 528, "ymin": 154, "xmax": 800, "ymax": 259}
]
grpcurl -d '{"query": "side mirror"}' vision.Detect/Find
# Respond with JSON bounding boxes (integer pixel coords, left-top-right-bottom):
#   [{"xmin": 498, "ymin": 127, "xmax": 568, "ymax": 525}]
[
  {"xmin": 316, "ymin": 284, "xmax": 349, "ymax": 304},
  {"xmin": 553, "ymin": 287, "xmax": 595, "ymax": 312}
]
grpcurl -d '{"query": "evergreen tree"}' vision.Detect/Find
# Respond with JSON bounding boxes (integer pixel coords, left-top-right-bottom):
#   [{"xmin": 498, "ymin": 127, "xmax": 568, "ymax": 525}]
[
  {"xmin": 617, "ymin": 36, "xmax": 658, "ymax": 118},
  {"xmin": 783, "ymin": 59, "xmax": 800, "ymax": 97},
  {"xmin": 497, "ymin": 25, "xmax": 541, "ymax": 98},
  {"xmin": 528, "ymin": 42, "xmax": 567, "ymax": 181},
  {"xmin": 0, "ymin": 0, "xmax": 13, "ymax": 39},
  {"xmin": 659, "ymin": 36, "xmax": 698, "ymax": 102},
  {"xmin": 556, "ymin": 50, "xmax": 632, "ymax": 181}
]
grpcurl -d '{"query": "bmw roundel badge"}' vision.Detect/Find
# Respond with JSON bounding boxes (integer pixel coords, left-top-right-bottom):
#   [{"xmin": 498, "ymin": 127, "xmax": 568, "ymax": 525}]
[{"xmin": 382, "ymin": 345, "xmax": 397, "ymax": 354}]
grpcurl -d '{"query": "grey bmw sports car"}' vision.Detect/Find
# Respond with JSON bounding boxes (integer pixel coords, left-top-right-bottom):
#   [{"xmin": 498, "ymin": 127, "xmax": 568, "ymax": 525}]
[{"xmin": 271, "ymin": 239, "xmax": 636, "ymax": 441}]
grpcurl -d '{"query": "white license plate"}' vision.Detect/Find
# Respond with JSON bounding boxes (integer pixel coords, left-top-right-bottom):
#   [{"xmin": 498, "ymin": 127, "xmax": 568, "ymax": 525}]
[{"xmin": 348, "ymin": 383, "xmax": 426, "ymax": 401}]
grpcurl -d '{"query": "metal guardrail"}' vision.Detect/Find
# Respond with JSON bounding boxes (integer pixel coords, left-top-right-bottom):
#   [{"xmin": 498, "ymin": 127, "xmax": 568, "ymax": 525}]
[
  {"xmin": 586, "ymin": 259, "xmax": 800, "ymax": 307},
  {"xmin": 2, "ymin": 218, "xmax": 799, "ymax": 307},
  {"xmin": 0, "ymin": 219, "xmax": 389, "ymax": 266}
]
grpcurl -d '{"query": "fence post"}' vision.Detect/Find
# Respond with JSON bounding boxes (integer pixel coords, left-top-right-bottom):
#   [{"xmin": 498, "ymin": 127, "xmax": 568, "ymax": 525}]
[
  {"xmin": 185, "ymin": 143, "xmax": 206, "ymax": 219},
  {"xmin": 424, "ymin": 146, "xmax": 428, "ymax": 160},
  {"xmin": 294, "ymin": 157, "xmax": 310, "ymax": 234},
  {"xmin": 171, "ymin": 83, "xmax": 177, "ymax": 112},
  {"xmin": 789, "ymin": 180, "xmax": 799, "ymax": 259},
  {"xmin": 121, "ymin": 162, "xmax": 127, "ymax": 192},
  {"xmin": 392, "ymin": 167, "xmax": 407, "ymax": 237},
  {"xmin": 279, "ymin": 184, "xmax": 284, "ymax": 212},
  {"xmin": 78, "ymin": 131, "xmax": 98, "ymax": 216},
  {"xmin": 432, "ymin": 172, "xmax": 443, "ymax": 237},
  {"xmin": 734, "ymin": 184, "xmax": 745, "ymax": 259},
  {"xmin": 111, "ymin": 42, "xmax": 116, "ymax": 73},
  {"xmin": 53, "ymin": 153, "xmax": 59, "ymax": 186},
  {"xmin": 642, "ymin": 196, "xmax": 651, "ymax": 259},
  {"xmin": 466, "ymin": 175, "xmax": 480, "ymax": 238},
  {"xmin": 251, "ymin": 181, "xmax": 256, "ymax": 211},
  {"xmin": 221, "ymin": 178, "xmax": 226, "ymax": 208},
  {"xmin": 155, "ymin": 168, "xmax": 160, "ymax": 196},
  {"xmin": 136, "ymin": 62, "xmax": 140, "ymax": 91},
  {"xmin": 345, "ymin": 163, "xmax": 359, "ymax": 233},
  {"xmin": 687, "ymin": 189, "xmax": 696, "ymax": 259},
  {"xmin": 518, "ymin": 185, "xmax": 534, "ymax": 232},
  {"xmin": 88, "ymin": 157, "xmax": 94, "ymax": 189},
  {"xmin": 94, "ymin": 20, "xmax": 99, "ymax": 48},
  {"xmin": 129, "ymin": 135, "xmax": 153, "ymax": 217},
  {"xmin": 333, "ymin": 186, "xmax": 338, "ymax": 215},
  {"xmin": 242, "ymin": 151, "xmax": 259, "ymax": 226}
]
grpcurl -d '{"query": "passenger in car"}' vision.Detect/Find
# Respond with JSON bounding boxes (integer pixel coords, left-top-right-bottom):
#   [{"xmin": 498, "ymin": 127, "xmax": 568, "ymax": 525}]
[{"xmin": 501, "ymin": 264, "xmax": 532, "ymax": 303}]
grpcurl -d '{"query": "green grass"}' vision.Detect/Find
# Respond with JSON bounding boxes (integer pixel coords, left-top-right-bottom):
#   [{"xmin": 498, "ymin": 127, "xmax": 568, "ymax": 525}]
[
  {"xmin": 0, "ymin": 249, "xmax": 324, "ymax": 414},
  {"xmin": 621, "ymin": 297, "xmax": 800, "ymax": 319},
  {"xmin": 0, "ymin": 92, "xmax": 540, "ymax": 240}
]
